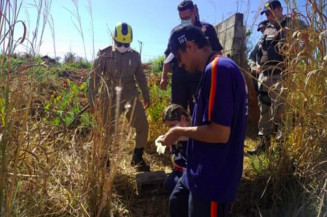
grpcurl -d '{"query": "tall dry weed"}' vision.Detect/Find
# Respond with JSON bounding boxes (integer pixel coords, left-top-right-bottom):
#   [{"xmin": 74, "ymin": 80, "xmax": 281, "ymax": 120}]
[
  {"xmin": 0, "ymin": 0, "xmax": 29, "ymax": 216},
  {"xmin": 0, "ymin": 0, "xmax": 126, "ymax": 216}
]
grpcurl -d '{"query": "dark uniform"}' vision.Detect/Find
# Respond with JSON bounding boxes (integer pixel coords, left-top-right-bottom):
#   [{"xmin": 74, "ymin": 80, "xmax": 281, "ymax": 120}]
[
  {"xmin": 248, "ymin": 20, "xmax": 269, "ymax": 95},
  {"xmin": 257, "ymin": 15, "xmax": 305, "ymax": 138},
  {"xmin": 165, "ymin": 21, "xmax": 223, "ymax": 114}
]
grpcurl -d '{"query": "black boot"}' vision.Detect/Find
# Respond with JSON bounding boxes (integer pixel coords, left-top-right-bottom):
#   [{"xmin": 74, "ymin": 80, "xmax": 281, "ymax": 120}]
[
  {"xmin": 247, "ymin": 136, "xmax": 271, "ymax": 155},
  {"xmin": 131, "ymin": 148, "xmax": 150, "ymax": 172}
]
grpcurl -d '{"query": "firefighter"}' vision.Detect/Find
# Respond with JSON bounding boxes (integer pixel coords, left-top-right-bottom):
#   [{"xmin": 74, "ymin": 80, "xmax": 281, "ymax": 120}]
[{"xmin": 88, "ymin": 22, "xmax": 150, "ymax": 171}]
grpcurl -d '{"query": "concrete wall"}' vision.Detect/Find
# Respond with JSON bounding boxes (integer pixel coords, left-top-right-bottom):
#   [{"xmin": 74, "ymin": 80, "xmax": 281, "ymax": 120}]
[{"xmin": 215, "ymin": 13, "xmax": 246, "ymax": 67}]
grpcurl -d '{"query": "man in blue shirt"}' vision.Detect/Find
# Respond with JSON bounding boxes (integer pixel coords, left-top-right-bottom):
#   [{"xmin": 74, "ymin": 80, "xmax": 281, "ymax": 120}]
[{"xmin": 162, "ymin": 25, "xmax": 248, "ymax": 217}]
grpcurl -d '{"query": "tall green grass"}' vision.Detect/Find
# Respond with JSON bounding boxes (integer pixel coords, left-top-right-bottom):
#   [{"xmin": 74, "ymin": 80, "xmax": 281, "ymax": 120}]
[{"xmin": 0, "ymin": 0, "xmax": 326, "ymax": 216}]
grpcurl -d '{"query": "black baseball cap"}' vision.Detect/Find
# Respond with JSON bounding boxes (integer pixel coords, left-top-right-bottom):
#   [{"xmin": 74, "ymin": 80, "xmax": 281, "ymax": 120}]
[
  {"xmin": 164, "ymin": 25, "xmax": 205, "ymax": 64},
  {"xmin": 178, "ymin": 0, "xmax": 194, "ymax": 11},
  {"xmin": 260, "ymin": 0, "xmax": 282, "ymax": 15},
  {"xmin": 257, "ymin": 20, "xmax": 269, "ymax": 31}
]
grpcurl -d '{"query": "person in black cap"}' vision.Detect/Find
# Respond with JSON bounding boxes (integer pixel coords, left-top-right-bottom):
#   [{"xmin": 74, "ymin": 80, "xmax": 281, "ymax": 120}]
[
  {"xmin": 248, "ymin": 0, "xmax": 306, "ymax": 154},
  {"xmin": 161, "ymin": 25, "xmax": 248, "ymax": 217},
  {"xmin": 160, "ymin": 0, "xmax": 223, "ymax": 115},
  {"xmin": 248, "ymin": 20, "xmax": 269, "ymax": 95}
]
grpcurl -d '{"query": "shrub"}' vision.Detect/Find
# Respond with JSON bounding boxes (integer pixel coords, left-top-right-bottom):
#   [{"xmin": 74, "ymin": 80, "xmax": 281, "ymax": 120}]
[{"xmin": 150, "ymin": 56, "xmax": 165, "ymax": 75}]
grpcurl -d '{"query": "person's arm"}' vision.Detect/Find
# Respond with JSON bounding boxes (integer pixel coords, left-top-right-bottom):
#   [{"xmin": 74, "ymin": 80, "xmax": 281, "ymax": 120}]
[
  {"xmin": 248, "ymin": 45, "xmax": 257, "ymax": 68},
  {"xmin": 160, "ymin": 62, "xmax": 171, "ymax": 90},
  {"xmin": 248, "ymin": 43, "xmax": 261, "ymax": 74},
  {"xmin": 162, "ymin": 122, "xmax": 231, "ymax": 146},
  {"xmin": 134, "ymin": 53, "xmax": 150, "ymax": 108},
  {"xmin": 160, "ymin": 45, "xmax": 172, "ymax": 90}
]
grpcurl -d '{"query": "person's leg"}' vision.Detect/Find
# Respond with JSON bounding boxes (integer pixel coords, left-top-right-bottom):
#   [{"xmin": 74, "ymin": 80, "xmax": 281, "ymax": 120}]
[
  {"xmin": 126, "ymin": 97, "xmax": 150, "ymax": 171},
  {"xmin": 169, "ymin": 172, "xmax": 189, "ymax": 217},
  {"xmin": 189, "ymin": 192, "xmax": 233, "ymax": 217},
  {"xmin": 171, "ymin": 71, "xmax": 188, "ymax": 110},
  {"xmin": 163, "ymin": 169, "xmax": 183, "ymax": 193},
  {"xmin": 247, "ymin": 93, "xmax": 272, "ymax": 154},
  {"xmin": 269, "ymin": 74, "xmax": 284, "ymax": 140},
  {"xmin": 251, "ymin": 71, "xmax": 259, "ymax": 96},
  {"xmin": 248, "ymin": 73, "xmax": 273, "ymax": 154}
]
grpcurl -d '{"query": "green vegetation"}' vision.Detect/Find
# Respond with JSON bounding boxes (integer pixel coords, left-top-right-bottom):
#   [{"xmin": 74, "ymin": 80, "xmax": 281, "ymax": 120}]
[
  {"xmin": 150, "ymin": 56, "xmax": 165, "ymax": 75},
  {"xmin": 0, "ymin": 0, "xmax": 326, "ymax": 216}
]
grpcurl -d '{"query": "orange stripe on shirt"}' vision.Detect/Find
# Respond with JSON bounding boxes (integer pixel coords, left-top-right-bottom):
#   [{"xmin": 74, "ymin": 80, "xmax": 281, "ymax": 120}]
[
  {"xmin": 211, "ymin": 201, "xmax": 218, "ymax": 217},
  {"xmin": 208, "ymin": 56, "xmax": 220, "ymax": 121}
]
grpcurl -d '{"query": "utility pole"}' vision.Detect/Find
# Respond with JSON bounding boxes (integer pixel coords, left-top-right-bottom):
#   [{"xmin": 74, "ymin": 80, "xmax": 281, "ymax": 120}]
[{"xmin": 138, "ymin": 40, "xmax": 143, "ymax": 57}]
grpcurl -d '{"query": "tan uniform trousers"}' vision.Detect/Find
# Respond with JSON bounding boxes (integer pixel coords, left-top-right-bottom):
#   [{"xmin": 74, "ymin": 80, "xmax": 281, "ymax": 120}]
[
  {"xmin": 257, "ymin": 72, "xmax": 284, "ymax": 136},
  {"xmin": 108, "ymin": 95, "xmax": 149, "ymax": 149}
]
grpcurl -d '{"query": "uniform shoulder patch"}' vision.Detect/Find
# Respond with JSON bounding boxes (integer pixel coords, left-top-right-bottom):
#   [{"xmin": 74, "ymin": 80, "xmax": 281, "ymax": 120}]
[
  {"xmin": 97, "ymin": 46, "xmax": 113, "ymax": 57},
  {"xmin": 129, "ymin": 48, "xmax": 140, "ymax": 55}
]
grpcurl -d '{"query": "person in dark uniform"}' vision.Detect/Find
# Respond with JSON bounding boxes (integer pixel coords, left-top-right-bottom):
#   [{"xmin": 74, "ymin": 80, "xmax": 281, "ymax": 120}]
[
  {"xmin": 160, "ymin": 0, "xmax": 223, "ymax": 115},
  {"xmin": 248, "ymin": 0, "xmax": 306, "ymax": 154},
  {"xmin": 248, "ymin": 20, "xmax": 269, "ymax": 95}
]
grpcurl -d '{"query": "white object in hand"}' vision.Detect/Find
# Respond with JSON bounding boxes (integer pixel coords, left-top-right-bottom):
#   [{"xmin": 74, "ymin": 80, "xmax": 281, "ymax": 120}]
[{"xmin": 155, "ymin": 135, "xmax": 166, "ymax": 154}]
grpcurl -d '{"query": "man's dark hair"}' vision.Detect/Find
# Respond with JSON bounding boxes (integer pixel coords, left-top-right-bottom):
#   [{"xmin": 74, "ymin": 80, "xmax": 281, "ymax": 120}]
[
  {"xmin": 178, "ymin": 0, "xmax": 194, "ymax": 11},
  {"xmin": 163, "ymin": 104, "xmax": 190, "ymax": 123}
]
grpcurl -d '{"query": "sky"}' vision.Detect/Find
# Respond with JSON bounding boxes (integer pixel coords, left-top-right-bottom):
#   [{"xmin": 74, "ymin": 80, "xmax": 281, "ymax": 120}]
[{"xmin": 15, "ymin": 0, "xmax": 308, "ymax": 63}]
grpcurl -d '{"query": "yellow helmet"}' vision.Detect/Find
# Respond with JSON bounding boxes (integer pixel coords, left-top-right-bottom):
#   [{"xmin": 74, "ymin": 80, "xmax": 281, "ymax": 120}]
[{"xmin": 114, "ymin": 22, "xmax": 133, "ymax": 43}]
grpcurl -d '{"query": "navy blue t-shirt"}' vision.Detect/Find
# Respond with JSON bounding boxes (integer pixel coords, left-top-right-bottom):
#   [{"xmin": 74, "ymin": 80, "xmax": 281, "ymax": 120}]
[{"xmin": 186, "ymin": 56, "xmax": 248, "ymax": 202}]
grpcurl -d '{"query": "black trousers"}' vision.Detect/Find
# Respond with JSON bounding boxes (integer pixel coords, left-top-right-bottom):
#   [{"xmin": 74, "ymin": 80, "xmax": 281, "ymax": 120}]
[{"xmin": 169, "ymin": 172, "xmax": 233, "ymax": 217}]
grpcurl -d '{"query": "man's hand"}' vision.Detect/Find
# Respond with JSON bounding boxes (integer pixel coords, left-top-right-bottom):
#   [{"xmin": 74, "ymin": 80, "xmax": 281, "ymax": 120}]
[
  {"xmin": 162, "ymin": 126, "xmax": 183, "ymax": 147},
  {"xmin": 160, "ymin": 62, "xmax": 171, "ymax": 90},
  {"xmin": 160, "ymin": 77, "xmax": 168, "ymax": 90},
  {"xmin": 251, "ymin": 66, "xmax": 261, "ymax": 74},
  {"xmin": 143, "ymin": 98, "xmax": 150, "ymax": 109}
]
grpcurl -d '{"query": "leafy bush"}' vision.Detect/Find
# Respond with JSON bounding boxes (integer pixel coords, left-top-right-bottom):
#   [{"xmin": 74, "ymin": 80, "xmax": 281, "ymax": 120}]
[
  {"xmin": 44, "ymin": 80, "xmax": 91, "ymax": 127},
  {"xmin": 150, "ymin": 56, "xmax": 165, "ymax": 75},
  {"xmin": 146, "ymin": 73, "xmax": 170, "ymax": 144}
]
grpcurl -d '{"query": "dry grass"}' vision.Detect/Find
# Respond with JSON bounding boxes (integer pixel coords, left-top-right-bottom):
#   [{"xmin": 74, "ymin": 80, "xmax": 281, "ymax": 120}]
[
  {"xmin": 239, "ymin": 1, "xmax": 327, "ymax": 216},
  {"xmin": 0, "ymin": 0, "xmax": 326, "ymax": 217}
]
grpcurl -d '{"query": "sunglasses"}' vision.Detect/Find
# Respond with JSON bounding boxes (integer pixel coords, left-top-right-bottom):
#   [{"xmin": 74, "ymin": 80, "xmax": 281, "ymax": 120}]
[{"xmin": 115, "ymin": 42, "xmax": 130, "ymax": 48}]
